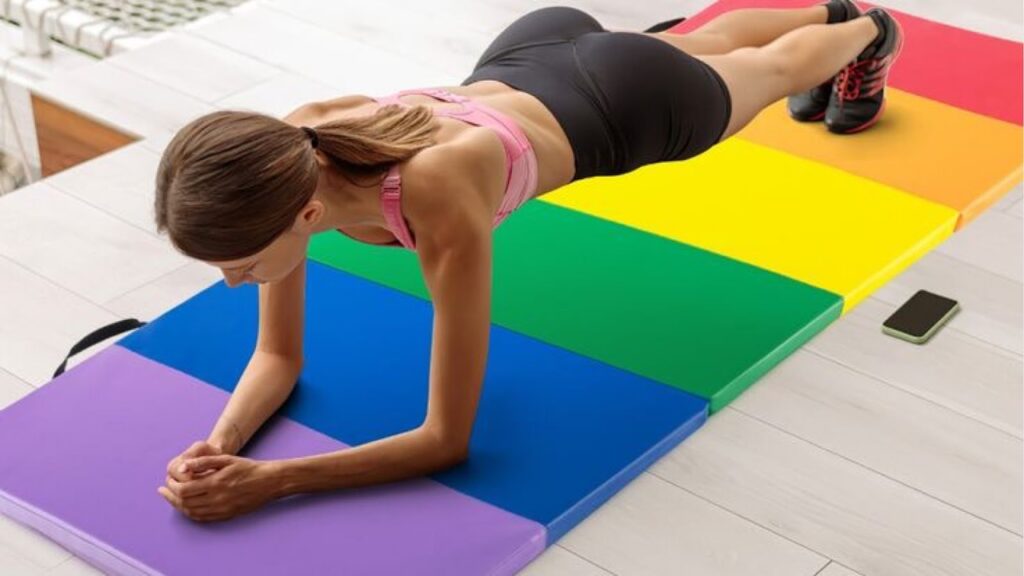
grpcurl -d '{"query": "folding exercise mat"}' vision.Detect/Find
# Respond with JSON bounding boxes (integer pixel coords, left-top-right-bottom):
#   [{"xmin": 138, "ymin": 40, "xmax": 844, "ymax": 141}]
[{"xmin": 0, "ymin": 262, "xmax": 708, "ymax": 574}]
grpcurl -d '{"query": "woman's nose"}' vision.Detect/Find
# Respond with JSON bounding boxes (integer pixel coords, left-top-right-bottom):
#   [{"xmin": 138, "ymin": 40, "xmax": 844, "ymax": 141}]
[{"xmin": 223, "ymin": 270, "xmax": 242, "ymax": 287}]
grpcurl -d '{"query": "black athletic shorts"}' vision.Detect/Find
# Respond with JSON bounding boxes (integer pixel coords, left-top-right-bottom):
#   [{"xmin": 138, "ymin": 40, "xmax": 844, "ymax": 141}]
[{"xmin": 461, "ymin": 6, "xmax": 733, "ymax": 181}]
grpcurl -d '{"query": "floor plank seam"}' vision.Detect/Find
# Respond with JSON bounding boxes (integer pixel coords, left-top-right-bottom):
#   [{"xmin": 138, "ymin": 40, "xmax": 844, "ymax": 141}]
[
  {"xmin": 554, "ymin": 543, "xmax": 619, "ymax": 576},
  {"xmin": 936, "ymin": 239, "xmax": 1023, "ymax": 286},
  {"xmin": 97, "ymin": 260, "xmax": 198, "ymax": 310},
  {"xmin": 642, "ymin": 470, "xmax": 833, "ymax": 565},
  {"xmin": 212, "ymin": 70, "xmax": 291, "ymax": 104},
  {"xmin": 44, "ymin": 183, "xmax": 166, "ymax": 246},
  {"xmin": 0, "ymin": 367, "xmax": 30, "ymax": 389},
  {"xmin": 802, "ymin": 344, "xmax": 1023, "ymax": 440},
  {"xmin": 3, "ymin": 186, "xmax": 182, "ymax": 310},
  {"xmin": 812, "ymin": 560, "xmax": 834, "ymax": 576},
  {"xmin": 933, "ymin": 319, "xmax": 1024, "ymax": 359},
  {"xmin": 0, "ymin": 253, "xmax": 112, "ymax": 337},
  {"xmin": 101, "ymin": 58, "xmax": 227, "ymax": 107},
  {"xmin": 726, "ymin": 406, "xmax": 1023, "ymax": 537}
]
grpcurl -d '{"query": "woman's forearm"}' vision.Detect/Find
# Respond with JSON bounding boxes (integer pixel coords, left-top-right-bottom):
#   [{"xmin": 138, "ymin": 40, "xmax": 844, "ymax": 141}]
[
  {"xmin": 259, "ymin": 222, "xmax": 491, "ymax": 499},
  {"xmin": 207, "ymin": 351, "xmax": 302, "ymax": 454},
  {"xmin": 269, "ymin": 425, "xmax": 465, "ymax": 497}
]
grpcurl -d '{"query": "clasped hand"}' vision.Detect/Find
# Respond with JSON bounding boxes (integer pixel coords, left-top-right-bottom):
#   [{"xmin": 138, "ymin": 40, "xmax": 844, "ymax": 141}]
[{"xmin": 158, "ymin": 441, "xmax": 278, "ymax": 522}]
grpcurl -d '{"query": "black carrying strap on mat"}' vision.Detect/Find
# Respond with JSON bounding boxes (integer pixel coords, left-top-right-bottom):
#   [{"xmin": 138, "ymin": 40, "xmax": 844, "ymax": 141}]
[
  {"xmin": 53, "ymin": 318, "xmax": 147, "ymax": 379},
  {"xmin": 643, "ymin": 16, "xmax": 687, "ymax": 33}
]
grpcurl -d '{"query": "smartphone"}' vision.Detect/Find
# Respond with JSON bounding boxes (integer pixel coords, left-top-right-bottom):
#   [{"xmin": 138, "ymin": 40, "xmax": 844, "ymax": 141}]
[{"xmin": 881, "ymin": 289, "xmax": 959, "ymax": 344}]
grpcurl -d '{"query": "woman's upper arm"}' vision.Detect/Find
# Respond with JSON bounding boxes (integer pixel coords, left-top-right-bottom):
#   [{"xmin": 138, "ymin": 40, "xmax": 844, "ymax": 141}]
[
  {"xmin": 255, "ymin": 257, "xmax": 306, "ymax": 368},
  {"xmin": 409, "ymin": 140, "xmax": 497, "ymax": 316},
  {"xmin": 415, "ymin": 218, "xmax": 492, "ymax": 450},
  {"xmin": 405, "ymin": 149, "xmax": 497, "ymax": 449}
]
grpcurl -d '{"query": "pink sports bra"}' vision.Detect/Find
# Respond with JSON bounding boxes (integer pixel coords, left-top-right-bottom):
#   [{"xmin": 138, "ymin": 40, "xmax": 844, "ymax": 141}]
[{"xmin": 336, "ymin": 87, "xmax": 539, "ymax": 250}]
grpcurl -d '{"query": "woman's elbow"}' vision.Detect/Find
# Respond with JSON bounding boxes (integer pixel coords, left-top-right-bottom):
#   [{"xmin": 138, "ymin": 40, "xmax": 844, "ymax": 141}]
[
  {"xmin": 421, "ymin": 425, "xmax": 470, "ymax": 468},
  {"xmin": 437, "ymin": 444, "xmax": 469, "ymax": 470}
]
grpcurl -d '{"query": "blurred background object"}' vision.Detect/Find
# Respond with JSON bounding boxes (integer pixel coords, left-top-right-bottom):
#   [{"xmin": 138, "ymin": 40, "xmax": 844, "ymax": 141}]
[{"xmin": 0, "ymin": 0, "xmax": 248, "ymax": 195}]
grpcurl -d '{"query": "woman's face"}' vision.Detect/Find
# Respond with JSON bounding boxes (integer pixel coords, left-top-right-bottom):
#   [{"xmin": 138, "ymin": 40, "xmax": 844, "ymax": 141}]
[
  {"xmin": 208, "ymin": 226, "xmax": 309, "ymax": 287},
  {"xmin": 206, "ymin": 197, "xmax": 327, "ymax": 287}
]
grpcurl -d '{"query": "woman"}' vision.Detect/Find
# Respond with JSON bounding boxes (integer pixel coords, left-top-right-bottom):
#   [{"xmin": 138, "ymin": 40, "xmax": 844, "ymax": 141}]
[{"xmin": 156, "ymin": 2, "xmax": 901, "ymax": 522}]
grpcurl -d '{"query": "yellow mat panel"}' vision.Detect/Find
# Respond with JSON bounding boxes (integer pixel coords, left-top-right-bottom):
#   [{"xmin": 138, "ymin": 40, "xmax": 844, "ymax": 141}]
[
  {"xmin": 541, "ymin": 138, "xmax": 958, "ymax": 313},
  {"xmin": 736, "ymin": 88, "xmax": 1023, "ymax": 229}
]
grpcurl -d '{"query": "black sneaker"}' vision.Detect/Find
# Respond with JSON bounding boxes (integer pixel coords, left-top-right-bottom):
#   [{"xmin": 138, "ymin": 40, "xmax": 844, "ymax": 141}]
[
  {"xmin": 825, "ymin": 8, "xmax": 904, "ymax": 133},
  {"xmin": 787, "ymin": 0, "xmax": 863, "ymax": 121}
]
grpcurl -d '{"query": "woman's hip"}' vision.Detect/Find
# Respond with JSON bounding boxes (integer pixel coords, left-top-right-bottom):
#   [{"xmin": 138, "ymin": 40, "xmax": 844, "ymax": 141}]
[
  {"xmin": 462, "ymin": 7, "xmax": 732, "ymax": 179},
  {"xmin": 571, "ymin": 31, "xmax": 732, "ymax": 175}
]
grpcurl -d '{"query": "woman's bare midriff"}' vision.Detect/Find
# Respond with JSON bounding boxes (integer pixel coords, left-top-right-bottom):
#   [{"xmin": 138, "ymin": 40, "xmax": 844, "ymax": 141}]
[{"xmin": 308, "ymin": 80, "xmax": 577, "ymax": 199}]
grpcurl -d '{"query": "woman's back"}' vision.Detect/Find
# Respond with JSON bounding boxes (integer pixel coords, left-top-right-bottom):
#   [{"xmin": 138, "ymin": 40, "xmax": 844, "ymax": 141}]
[{"xmin": 292, "ymin": 80, "xmax": 577, "ymax": 197}]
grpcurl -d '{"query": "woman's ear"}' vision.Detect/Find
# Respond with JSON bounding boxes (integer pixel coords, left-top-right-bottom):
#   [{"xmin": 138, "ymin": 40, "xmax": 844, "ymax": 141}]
[{"xmin": 294, "ymin": 198, "xmax": 325, "ymax": 233}]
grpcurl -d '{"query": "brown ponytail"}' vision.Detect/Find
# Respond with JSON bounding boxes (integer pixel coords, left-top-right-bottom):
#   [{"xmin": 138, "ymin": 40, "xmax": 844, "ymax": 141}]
[{"xmin": 155, "ymin": 103, "xmax": 437, "ymax": 262}]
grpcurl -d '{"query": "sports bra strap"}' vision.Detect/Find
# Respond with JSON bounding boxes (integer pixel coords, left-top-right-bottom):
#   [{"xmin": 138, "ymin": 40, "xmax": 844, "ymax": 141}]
[{"xmin": 379, "ymin": 164, "xmax": 416, "ymax": 249}]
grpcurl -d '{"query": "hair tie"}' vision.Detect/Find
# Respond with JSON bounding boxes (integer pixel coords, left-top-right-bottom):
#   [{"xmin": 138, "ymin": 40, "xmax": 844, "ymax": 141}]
[{"xmin": 300, "ymin": 126, "xmax": 319, "ymax": 149}]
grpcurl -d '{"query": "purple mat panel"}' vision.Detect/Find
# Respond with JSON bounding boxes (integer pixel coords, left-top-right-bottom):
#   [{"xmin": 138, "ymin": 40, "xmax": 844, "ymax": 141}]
[{"xmin": 0, "ymin": 346, "xmax": 545, "ymax": 575}]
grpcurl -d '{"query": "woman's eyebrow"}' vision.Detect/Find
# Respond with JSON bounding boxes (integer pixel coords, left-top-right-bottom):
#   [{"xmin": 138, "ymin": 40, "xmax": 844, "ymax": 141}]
[{"xmin": 223, "ymin": 263, "xmax": 251, "ymax": 272}]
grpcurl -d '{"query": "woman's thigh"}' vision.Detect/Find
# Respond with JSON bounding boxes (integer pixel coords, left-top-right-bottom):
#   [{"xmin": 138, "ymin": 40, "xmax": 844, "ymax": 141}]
[
  {"xmin": 646, "ymin": 33, "xmax": 789, "ymax": 141},
  {"xmin": 694, "ymin": 49, "xmax": 791, "ymax": 139},
  {"xmin": 646, "ymin": 30, "xmax": 735, "ymax": 56}
]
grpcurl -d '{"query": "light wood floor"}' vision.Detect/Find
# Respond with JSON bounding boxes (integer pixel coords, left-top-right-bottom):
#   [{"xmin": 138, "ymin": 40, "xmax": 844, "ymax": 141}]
[{"xmin": 0, "ymin": 1, "xmax": 1020, "ymax": 574}]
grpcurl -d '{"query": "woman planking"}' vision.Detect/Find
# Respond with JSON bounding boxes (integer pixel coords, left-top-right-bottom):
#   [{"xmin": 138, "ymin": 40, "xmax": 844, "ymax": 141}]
[{"xmin": 156, "ymin": 2, "xmax": 900, "ymax": 522}]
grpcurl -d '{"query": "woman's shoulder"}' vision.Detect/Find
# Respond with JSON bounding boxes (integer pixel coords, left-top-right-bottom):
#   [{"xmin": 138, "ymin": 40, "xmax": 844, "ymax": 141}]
[
  {"xmin": 400, "ymin": 131, "xmax": 505, "ymax": 228},
  {"xmin": 419, "ymin": 122, "xmax": 506, "ymax": 186}
]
